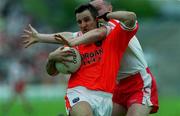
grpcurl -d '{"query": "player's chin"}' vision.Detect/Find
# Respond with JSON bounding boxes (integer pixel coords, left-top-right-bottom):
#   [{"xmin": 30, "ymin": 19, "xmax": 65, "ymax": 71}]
[{"xmin": 82, "ymin": 29, "xmax": 88, "ymax": 34}]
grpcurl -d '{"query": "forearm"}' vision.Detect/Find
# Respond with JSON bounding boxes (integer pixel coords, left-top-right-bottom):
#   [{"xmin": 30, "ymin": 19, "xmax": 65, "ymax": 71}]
[
  {"xmin": 37, "ymin": 32, "xmax": 73, "ymax": 44},
  {"xmin": 107, "ymin": 11, "xmax": 136, "ymax": 28},
  {"xmin": 70, "ymin": 27, "xmax": 106, "ymax": 46}
]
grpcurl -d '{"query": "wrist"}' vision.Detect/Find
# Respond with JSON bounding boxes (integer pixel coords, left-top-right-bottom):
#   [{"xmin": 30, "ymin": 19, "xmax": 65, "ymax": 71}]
[
  {"xmin": 98, "ymin": 12, "xmax": 110, "ymax": 21},
  {"xmin": 37, "ymin": 33, "xmax": 44, "ymax": 42}
]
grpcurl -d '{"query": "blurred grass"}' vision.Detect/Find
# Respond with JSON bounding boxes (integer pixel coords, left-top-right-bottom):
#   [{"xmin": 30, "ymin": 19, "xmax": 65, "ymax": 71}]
[
  {"xmin": 1, "ymin": 97, "xmax": 180, "ymax": 116},
  {"xmin": 151, "ymin": 96, "xmax": 180, "ymax": 116},
  {"xmin": 0, "ymin": 99, "xmax": 66, "ymax": 116}
]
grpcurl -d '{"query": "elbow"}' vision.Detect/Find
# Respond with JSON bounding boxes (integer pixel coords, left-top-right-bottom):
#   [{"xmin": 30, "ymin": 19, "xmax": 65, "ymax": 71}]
[
  {"xmin": 123, "ymin": 12, "xmax": 137, "ymax": 29},
  {"xmin": 128, "ymin": 12, "xmax": 137, "ymax": 27}
]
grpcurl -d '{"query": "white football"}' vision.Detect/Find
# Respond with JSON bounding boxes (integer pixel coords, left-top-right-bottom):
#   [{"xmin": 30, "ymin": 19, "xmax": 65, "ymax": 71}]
[{"xmin": 55, "ymin": 47, "xmax": 81, "ymax": 74}]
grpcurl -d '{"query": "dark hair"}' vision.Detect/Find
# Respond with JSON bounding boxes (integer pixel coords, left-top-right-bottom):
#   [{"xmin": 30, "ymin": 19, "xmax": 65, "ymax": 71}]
[
  {"xmin": 74, "ymin": 3, "xmax": 98, "ymax": 20},
  {"xmin": 90, "ymin": 0, "xmax": 111, "ymax": 5}
]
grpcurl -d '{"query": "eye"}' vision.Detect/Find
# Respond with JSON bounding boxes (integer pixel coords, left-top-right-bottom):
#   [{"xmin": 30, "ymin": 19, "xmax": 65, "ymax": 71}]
[
  {"xmin": 84, "ymin": 17, "xmax": 90, "ymax": 22},
  {"xmin": 77, "ymin": 20, "xmax": 81, "ymax": 24}
]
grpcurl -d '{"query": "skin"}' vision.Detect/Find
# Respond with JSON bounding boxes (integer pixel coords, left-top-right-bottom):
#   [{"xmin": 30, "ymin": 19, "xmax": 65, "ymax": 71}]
[
  {"xmin": 90, "ymin": 0, "xmax": 112, "ymax": 16},
  {"xmin": 76, "ymin": 10, "xmax": 98, "ymax": 34}
]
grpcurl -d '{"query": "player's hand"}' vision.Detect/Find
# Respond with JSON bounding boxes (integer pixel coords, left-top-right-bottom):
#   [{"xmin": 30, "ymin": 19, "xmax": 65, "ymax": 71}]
[
  {"xmin": 97, "ymin": 12, "xmax": 110, "ymax": 21},
  {"xmin": 48, "ymin": 47, "xmax": 76, "ymax": 67},
  {"xmin": 21, "ymin": 24, "xmax": 39, "ymax": 48},
  {"xmin": 54, "ymin": 34, "xmax": 73, "ymax": 47}
]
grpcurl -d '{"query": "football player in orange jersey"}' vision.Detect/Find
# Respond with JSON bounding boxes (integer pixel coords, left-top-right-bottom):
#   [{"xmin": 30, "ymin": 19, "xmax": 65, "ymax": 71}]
[{"xmin": 22, "ymin": 2, "xmax": 138, "ymax": 116}]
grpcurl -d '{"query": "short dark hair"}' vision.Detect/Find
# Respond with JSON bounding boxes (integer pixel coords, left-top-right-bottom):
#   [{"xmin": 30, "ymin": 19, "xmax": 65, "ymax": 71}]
[
  {"xmin": 74, "ymin": 3, "xmax": 98, "ymax": 20},
  {"xmin": 90, "ymin": 0, "xmax": 111, "ymax": 5}
]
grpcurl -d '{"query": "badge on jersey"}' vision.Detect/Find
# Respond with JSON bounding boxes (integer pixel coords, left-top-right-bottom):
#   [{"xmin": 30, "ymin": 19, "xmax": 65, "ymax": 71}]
[{"xmin": 72, "ymin": 97, "xmax": 80, "ymax": 103}]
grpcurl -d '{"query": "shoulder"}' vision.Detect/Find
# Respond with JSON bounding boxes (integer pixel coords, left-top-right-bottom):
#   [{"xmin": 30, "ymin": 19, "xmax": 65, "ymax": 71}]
[{"xmin": 108, "ymin": 19, "xmax": 138, "ymax": 31}]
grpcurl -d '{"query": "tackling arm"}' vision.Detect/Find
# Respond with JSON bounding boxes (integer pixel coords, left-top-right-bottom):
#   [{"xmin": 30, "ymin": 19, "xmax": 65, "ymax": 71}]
[
  {"xmin": 56, "ymin": 26, "xmax": 107, "ymax": 47},
  {"xmin": 106, "ymin": 11, "xmax": 137, "ymax": 29}
]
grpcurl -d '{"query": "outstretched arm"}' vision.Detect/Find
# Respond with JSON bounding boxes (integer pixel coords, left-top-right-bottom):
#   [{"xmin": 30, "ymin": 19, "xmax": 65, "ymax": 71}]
[
  {"xmin": 22, "ymin": 24, "xmax": 74, "ymax": 48},
  {"xmin": 22, "ymin": 24, "xmax": 107, "ymax": 48}
]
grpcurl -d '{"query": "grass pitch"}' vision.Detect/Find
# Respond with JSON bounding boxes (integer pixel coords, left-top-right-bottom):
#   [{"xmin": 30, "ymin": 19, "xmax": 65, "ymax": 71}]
[{"xmin": 1, "ymin": 96, "xmax": 180, "ymax": 116}]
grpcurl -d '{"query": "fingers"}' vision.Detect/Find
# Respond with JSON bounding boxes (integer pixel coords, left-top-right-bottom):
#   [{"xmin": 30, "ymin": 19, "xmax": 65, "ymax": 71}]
[
  {"xmin": 28, "ymin": 24, "xmax": 33, "ymax": 30},
  {"xmin": 23, "ymin": 29, "xmax": 32, "ymax": 34},
  {"xmin": 61, "ymin": 38, "xmax": 70, "ymax": 46},
  {"xmin": 63, "ymin": 50, "xmax": 76, "ymax": 57},
  {"xmin": 54, "ymin": 50, "xmax": 75, "ymax": 57},
  {"xmin": 60, "ymin": 46, "xmax": 64, "ymax": 50},
  {"xmin": 61, "ymin": 58, "xmax": 74, "ymax": 63},
  {"xmin": 55, "ymin": 34, "xmax": 66, "ymax": 41},
  {"xmin": 21, "ymin": 24, "xmax": 38, "ymax": 48},
  {"xmin": 55, "ymin": 48, "xmax": 76, "ymax": 57},
  {"xmin": 24, "ymin": 41, "xmax": 34, "ymax": 48},
  {"xmin": 22, "ymin": 38, "xmax": 35, "ymax": 48},
  {"xmin": 22, "ymin": 39, "xmax": 29, "ymax": 44},
  {"xmin": 54, "ymin": 34, "xmax": 70, "ymax": 46},
  {"xmin": 24, "ymin": 43, "xmax": 31, "ymax": 48},
  {"xmin": 50, "ymin": 51, "xmax": 75, "ymax": 63},
  {"xmin": 28, "ymin": 24, "xmax": 36, "ymax": 33},
  {"xmin": 53, "ymin": 55, "xmax": 74, "ymax": 64},
  {"xmin": 21, "ymin": 34, "xmax": 29, "ymax": 38},
  {"xmin": 28, "ymin": 24, "xmax": 33, "ymax": 33},
  {"xmin": 54, "ymin": 35, "xmax": 62, "ymax": 42}
]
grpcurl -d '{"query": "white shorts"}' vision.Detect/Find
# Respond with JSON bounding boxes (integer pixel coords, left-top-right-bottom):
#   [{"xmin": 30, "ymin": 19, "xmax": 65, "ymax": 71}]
[{"xmin": 65, "ymin": 86, "xmax": 113, "ymax": 116}]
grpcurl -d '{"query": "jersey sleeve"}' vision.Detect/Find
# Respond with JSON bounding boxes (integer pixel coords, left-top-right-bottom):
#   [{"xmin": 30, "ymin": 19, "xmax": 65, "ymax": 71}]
[
  {"xmin": 105, "ymin": 19, "xmax": 139, "ymax": 54},
  {"xmin": 121, "ymin": 20, "xmax": 138, "ymax": 40},
  {"xmin": 108, "ymin": 19, "xmax": 138, "ymax": 40}
]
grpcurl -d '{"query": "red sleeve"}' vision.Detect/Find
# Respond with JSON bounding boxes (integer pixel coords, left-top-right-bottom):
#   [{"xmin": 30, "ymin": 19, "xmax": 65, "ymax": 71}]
[{"xmin": 106, "ymin": 20, "xmax": 138, "ymax": 54}]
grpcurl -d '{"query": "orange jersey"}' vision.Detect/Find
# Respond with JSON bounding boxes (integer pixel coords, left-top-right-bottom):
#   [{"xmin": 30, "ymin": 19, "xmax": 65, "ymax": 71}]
[{"xmin": 68, "ymin": 20, "xmax": 138, "ymax": 93}]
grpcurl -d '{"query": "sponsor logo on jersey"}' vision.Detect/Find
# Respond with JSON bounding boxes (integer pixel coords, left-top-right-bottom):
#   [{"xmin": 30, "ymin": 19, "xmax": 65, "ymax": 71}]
[{"xmin": 81, "ymin": 47, "xmax": 103, "ymax": 65}]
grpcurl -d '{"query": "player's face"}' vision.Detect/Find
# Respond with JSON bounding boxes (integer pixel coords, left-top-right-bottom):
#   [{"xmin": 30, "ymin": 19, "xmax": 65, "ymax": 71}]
[
  {"xmin": 76, "ymin": 10, "xmax": 97, "ymax": 34},
  {"xmin": 91, "ymin": 0, "xmax": 112, "ymax": 16}
]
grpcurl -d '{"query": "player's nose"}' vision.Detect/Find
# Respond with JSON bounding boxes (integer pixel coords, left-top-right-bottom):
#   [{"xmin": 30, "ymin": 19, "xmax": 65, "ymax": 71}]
[{"xmin": 81, "ymin": 21, "xmax": 87, "ymax": 28}]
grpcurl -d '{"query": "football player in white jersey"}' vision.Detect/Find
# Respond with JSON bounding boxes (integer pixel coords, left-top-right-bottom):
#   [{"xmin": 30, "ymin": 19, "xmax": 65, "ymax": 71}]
[{"xmin": 90, "ymin": 0, "xmax": 159, "ymax": 116}]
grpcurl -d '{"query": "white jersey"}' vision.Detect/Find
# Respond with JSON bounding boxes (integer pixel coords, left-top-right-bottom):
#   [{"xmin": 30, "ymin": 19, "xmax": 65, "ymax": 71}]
[{"xmin": 117, "ymin": 36, "xmax": 148, "ymax": 80}]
